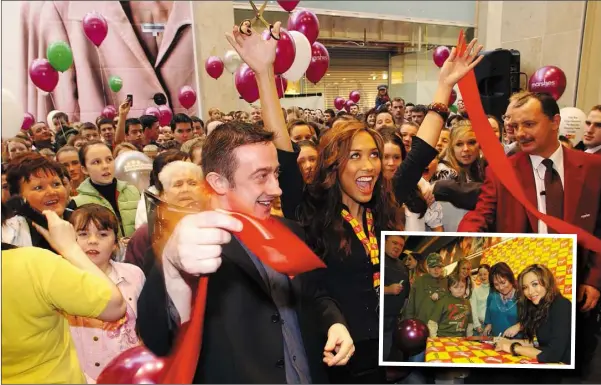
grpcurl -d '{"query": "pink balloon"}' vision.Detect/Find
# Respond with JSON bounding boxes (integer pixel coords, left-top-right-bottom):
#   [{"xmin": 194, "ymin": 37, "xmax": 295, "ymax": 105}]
[
  {"xmin": 433, "ymin": 46, "xmax": 451, "ymax": 68},
  {"xmin": 178, "ymin": 86, "xmax": 197, "ymax": 109},
  {"xmin": 97, "ymin": 346, "xmax": 165, "ymax": 384},
  {"xmin": 158, "ymin": 105, "xmax": 173, "ymax": 126},
  {"xmin": 29, "ymin": 59, "xmax": 59, "ymax": 93},
  {"xmin": 349, "ymin": 90, "xmax": 361, "ymax": 104},
  {"xmin": 287, "ymin": 9, "xmax": 320, "ymax": 45},
  {"xmin": 82, "ymin": 12, "xmax": 108, "ymax": 47},
  {"xmin": 528, "ymin": 66, "xmax": 567, "ymax": 100},
  {"xmin": 263, "ymin": 28, "xmax": 296, "ymax": 75},
  {"xmin": 102, "ymin": 105, "xmax": 117, "ymax": 120},
  {"xmin": 145, "ymin": 107, "xmax": 160, "ymax": 118},
  {"xmin": 449, "ymin": 89, "xmax": 457, "ymax": 105},
  {"xmin": 275, "ymin": 75, "xmax": 288, "ymax": 99},
  {"xmin": 277, "ymin": 0, "xmax": 300, "ymax": 12},
  {"xmin": 22, "ymin": 113, "xmax": 35, "ymax": 130},
  {"xmin": 305, "ymin": 42, "xmax": 329, "ymax": 84},
  {"xmin": 334, "ymin": 97, "xmax": 345, "ymax": 110},
  {"xmin": 205, "ymin": 56, "xmax": 224, "ymax": 79},
  {"xmin": 344, "ymin": 100, "xmax": 355, "ymax": 113},
  {"xmin": 235, "ymin": 64, "xmax": 259, "ymax": 103}
]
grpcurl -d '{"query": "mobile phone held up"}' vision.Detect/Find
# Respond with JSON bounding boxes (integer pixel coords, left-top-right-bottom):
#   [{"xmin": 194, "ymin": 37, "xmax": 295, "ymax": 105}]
[
  {"xmin": 127, "ymin": 94, "xmax": 133, "ymax": 107},
  {"xmin": 5, "ymin": 196, "xmax": 49, "ymax": 229}
]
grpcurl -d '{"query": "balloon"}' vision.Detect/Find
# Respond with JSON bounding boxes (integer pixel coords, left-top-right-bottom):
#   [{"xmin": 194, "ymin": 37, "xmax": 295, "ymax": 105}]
[
  {"xmin": 145, "ymin": 107, "xmax": 160, "ymax": 118},
  {"xmin": 158, "ymin": 105, "xmax": 173, "ymax": 126},
  {"xmin": 449, "ymin": 89, "xmax": 457, "ymax": 105},
  {"xmin": 433, "ymin": 46, "xmax": 451, "ymax": 68},
  {"xmin": 394, "ymin": 318, "xmax": 429, "ymax": 356},
  {"xmin": 97, "ymin": 346, "xmax": 165, "ymax": 384},
  {"xmin": 235, "ymin": 63, "xmax": 259, "ymax": 103},
  {"xmin": 559, "ymin": 107, "xmax": 587, "ymax": 146},
  {"xmin": 349, "ymin": 90, "xmax": 361, "ymax": 104},
  {"xmin": 275, "ymin": 75, "xmax": 288, "ymax": 99},
  {"xmin": 114, "ymin": 151, "xmax": 153, "ymax": 192},
  {"xmin": 22, "ymin": 113, "xmax": 35, "ymax": 131},
  {"xmin": 2, "ymin": 89, "xmax": 25, "ymax": 139},
  {"xmin": 449, "ymin": 104, "xmax": 458, "ymax": 113},
  {"xmin": 223, "ymin": 50, "xmax": 243, "ymax": 74},
  {"xmin": 262, "ymin": 28, "xmax": 296, "ymax": 75},
  {"xmin": 344, "ymin": 100, "xmax": 355, "ymax": 113},
  {"xmin": 334, "ymin": 97, "xmax": 345, "ymax": 110},
  {"xmin": 109, "ymin": 76, "xmax": 123, "ymax": 92},
  {"xmin": 287, "ymin": 9, "xmax": 320, "ymax": 45},
  {"xmin": 282, "ymin": 31, "xmax": 311, "ymax": 82},
  {"xmin": 277, "ymin": 0, "xmax": 300, "ymax": 12},
  {"xmin": 528, "ymin": 65, "xmax": 567, "ymax": 100},
  {"xmin": 46, "ymin": 41, "xmax": 73, "ymax": 72},
  {"xmin": 178, "ymin": 86, "xmax": 197, "ymax": 109},
  {"xmin": 205, "ymin": 56, "xmax": 224, "ymax": 79},
  {"xmin": 101, "ymin": 105, "xmax": 117, "ymax": 120},
  {"xmin": 305, "ymin": 42, "xmax": 329, "ymax": 84},
  {"xmin": 83, "ymin": 12, "xmax": 108, "ymax": 47},
  {"xmin": 29, "ymin": 59, "xmax": 59, "ymax": 93}
]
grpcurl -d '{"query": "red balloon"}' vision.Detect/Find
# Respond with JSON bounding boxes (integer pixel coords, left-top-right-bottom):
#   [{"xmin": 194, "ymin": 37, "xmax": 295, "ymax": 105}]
[
  {"xmin": 263, "ymin": 28, "xmax": 296, "ymax": 75},
  {"xmin": 305, "ymin": 42, "xmax": 330, "ymax": 84},
  {"xmin": 205, "ymin": 56, "xmax": 224, "ymax": 79},
  {"xmin": 158, "ymin": 105, "xmax": 173, "ymax": 126},
  {"xmin": 277, "ymin": 0, "xmax": 300, "ymax": 12},
  {"xmin": 82, "ymin": 12, "xmax": 108, "ymax": 47},
  {"xmin": 449, "ymin": 89, "xmax": 457, "ymax": 105},
  {"xmin": 344, "ymin": 100, "xmax": 355, "ymax": 113},
  {"xmin": 97, "ymin": 346, "xmax": 165, "ymax": 384},
  {"xmin": 102, "ymin": 105, "xmax": 117, "ymax": 120},
  {"xmin": 394, "ymin": 318, "xmax": 429, "ymax": 356},
  {"xmin": 349, "ymin": 90, "xmax": 361, "ymax": 104},
  {"xmin": 433, "ymin": 46, "xmax": 451, "ymax": 68},
  {"xmin": 528, "ymin": 65, "xmax": 567, "ymax": 100},
  {"xmin": 29, "ymin": 59, "xmax": 59, "ymax": 93},
  {"xmin": 22, "ymin": 113, "xmax": 35, "ymax": 130},
  {"xmin": 145, "ymin": 107, "xmax": 160, "ymax": 118},
  {"xmin": 287, "ymin": 9, "xmax": 320, "ymax": 45},
  {"xmin": 275, "ymin": 75, "xmax": 288, "ymax": 99},
  {"xmin": 334, "ymin": 97, "xmax": 345, "ymax": 110},
  {"xmin": 235, "ymin": 64, "xmax": 259, "ymax": 103},
  {"xmin": 178, "ymin": 86, "xmax": 197, "ymax": 109}
]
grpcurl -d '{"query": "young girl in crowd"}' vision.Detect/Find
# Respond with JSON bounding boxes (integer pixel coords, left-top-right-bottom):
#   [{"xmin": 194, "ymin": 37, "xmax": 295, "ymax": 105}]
[
  {"xmin": 403, "ymin": 250, "xmax": 428, "ymax": 286},
  {"xmin": 428, "ymin": 273, "xmax": 474, "ymax": 338},
  {"xmin": 296, "ymin": 140, "xmax": 319, "ymax": 184},
  {"xmin": 67, "ymin": 204, "xmax": 145, "ymax": 382},
  {"xmin": 451, "ymin": 257, "xmax": 473, "ymax": 298},
  {"xmin": 470, "ymin": 264, "xmax": 491, "ymax": 334}
]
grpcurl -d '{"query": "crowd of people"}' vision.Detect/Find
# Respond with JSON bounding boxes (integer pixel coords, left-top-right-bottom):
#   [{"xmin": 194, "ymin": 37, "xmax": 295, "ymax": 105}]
[{"xmin": 2, "ymin": 19, "xmax": 601, "ymax": 385}]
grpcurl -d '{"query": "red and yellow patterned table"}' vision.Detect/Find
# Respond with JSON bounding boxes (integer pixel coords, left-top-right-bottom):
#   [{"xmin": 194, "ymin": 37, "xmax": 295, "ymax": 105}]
[{"xmin": 425, "ymin": 337, "xmax": 539, "ymax": 365}]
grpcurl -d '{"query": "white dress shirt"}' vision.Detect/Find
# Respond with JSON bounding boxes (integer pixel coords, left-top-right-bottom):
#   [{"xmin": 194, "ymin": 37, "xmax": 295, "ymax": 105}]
[
  {"xmin": 585, "ymin": 144, "xmax": 601, "ymax": 154},
  {"xmin": 529, "ymin": 143, "xmax": 565, "ymax": 234}
]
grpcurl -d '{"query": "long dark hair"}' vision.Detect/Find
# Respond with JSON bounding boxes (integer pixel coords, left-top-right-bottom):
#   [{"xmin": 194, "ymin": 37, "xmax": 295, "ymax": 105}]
[
  {"xmin": 517, "ymin": 264, "xmax": 561, "ymax": 342},
  {"xmin": 299, "ymin": 121, "xmax": 398, "ymax": 259}
]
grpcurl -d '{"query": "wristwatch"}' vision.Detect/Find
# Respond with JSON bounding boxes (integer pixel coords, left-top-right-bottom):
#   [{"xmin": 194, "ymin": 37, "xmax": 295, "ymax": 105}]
[
  {"xmin": 510, "ymin": 342, "xmax": 522, "ymax": 356},
  {"xmin": 427, "ymin": 102, "xmax": 450, "ymax": 121}
]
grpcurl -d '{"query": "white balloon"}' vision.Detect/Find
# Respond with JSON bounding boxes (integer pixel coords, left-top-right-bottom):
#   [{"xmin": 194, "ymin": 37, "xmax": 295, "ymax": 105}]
[
  {"xmin": 282, "ymin": 31, "xmax": 311, "ymax": 82},
  {"xmin": 223, "ymin": 50, "xmax": 242, "ymax": 74},
  {"xmin": 559, "ymin": 107, "xmax": 587, "ymax": 145},
  {"xmin": 2, "ymin": 88, "xmax": 24, "ymax": 139}
]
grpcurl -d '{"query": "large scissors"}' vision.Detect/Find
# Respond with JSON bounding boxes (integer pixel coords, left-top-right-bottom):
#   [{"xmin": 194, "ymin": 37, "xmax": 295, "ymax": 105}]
[{"xmin": 239, "ymin": 0, "xmax": 280, "ymax": 40}]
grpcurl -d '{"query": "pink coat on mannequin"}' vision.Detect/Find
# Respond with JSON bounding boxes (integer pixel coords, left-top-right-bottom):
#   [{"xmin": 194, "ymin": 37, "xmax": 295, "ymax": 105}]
[{"xmin": 19, "ymin": 1, "xmax": 199, "ymax": 123}]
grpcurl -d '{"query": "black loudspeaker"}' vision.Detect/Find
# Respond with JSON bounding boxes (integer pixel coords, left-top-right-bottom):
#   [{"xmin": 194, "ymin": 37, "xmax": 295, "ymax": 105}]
[{"xmin": 473, "ymin": 49, "xmax": 520, "ymax": 121}]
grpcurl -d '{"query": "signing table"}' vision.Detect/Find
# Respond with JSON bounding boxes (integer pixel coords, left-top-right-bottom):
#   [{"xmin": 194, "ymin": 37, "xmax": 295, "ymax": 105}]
[{"xmin": 425, "ymin": 337, "xmax": 539, "ymax": 365}]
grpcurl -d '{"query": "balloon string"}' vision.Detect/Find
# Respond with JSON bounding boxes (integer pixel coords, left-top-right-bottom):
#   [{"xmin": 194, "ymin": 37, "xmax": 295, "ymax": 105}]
[{"xmin": 96, "ymin": 47, "xmax": 109, "ymax": 106}]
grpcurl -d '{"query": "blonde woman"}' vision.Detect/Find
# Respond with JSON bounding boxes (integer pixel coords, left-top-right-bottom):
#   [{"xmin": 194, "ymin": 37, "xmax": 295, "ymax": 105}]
[{"xmin": 434, "ymin": 120, "xmax": 485, "ymax": 183}]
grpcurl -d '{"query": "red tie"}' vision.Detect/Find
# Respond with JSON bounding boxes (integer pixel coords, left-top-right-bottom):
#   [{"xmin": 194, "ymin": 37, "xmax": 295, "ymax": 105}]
[{"xmin": 542, "ymin": 159, "xmax": 564, "ymax": 233}]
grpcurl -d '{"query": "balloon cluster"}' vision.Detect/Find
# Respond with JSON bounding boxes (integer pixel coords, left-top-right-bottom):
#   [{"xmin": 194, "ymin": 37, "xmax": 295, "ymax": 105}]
[{"xmin": 333, "ymin": 91, "xmax": 361, "ymax": 112}]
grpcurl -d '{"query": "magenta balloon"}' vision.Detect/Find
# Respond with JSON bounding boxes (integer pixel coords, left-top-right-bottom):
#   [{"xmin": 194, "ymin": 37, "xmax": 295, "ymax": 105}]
[
  {"xmin": 528, "ymin": 66, "xmax": 567, "ymax": 101},
  {"xmin": 344, "ymin": 100, "xmax": 355, "ymax": 113},
  {"xmin": 82, "ymin": 12, "xmax": 108, "ymax": 47},
  {"xmin": 287, "ymin": 9, "xmax": 320, "ymax": 45},
  {"xmin": 145, "ymin": 107, "xmax": 160, "ymax": 118},
  {"xmin": 97, "ymin": 346, "xmax": 165, "ymax": 384},
  {"xmin": 178, "ymin": 86, "xmax": 197, "ymax": 109},
  {"xmin": 205, "ymin": 56, "xmax": 224, "ymax": 79},
  {"xmin": 263, "ymin": 28, "xmax": 296, "ymax": 75},
  {"xmin": 158, "ymin": 105, "xmax": 173, "ymax": 126},
  {"xmin": 275, "ymin": 75, "xmax": 288, "ymax": 99},
  {"xmin": 349, "ymin": 90, "xmax": 361, "ymax": 104},
  {"xmin": 449, "ymin": 89, "xmax": 458, "ymax": 105},
  {"xmin": 334, "ymin": 97, "xmax": 345, "ymax": 110},
  {"xmin": 21, "ymin": 113, "xmax": 35, "ymax": 130},
  {"xmin": 433, "ymin": 46, "xmax": 451, "ymax": 68},
  {"xmin": 277, "ymin": 0, "xmax": 300, "ymax": 12},
  {"xmin": 305, "ymin": 42, "xmax": 330, "ymax": 84},
  {"xmin": 235, "ymin": 64, "xmax": 259, "ymax": 103},
  {"xmin": 29, "ymin": 59, "xmax": 59, "ymax": 93},
  {"xmin": 101, "ymin": 105, "xmax": 117, "ymax": 120}
]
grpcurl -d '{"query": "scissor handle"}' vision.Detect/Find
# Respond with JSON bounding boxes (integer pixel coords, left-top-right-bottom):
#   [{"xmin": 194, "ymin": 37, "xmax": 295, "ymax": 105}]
[
  {"xmin": 269, "ymin": 24, "xmax": 280, "ymax": 41},
  {"xmin": 238, "ymin": 19, "xmax": 253, "ymax": 36}
]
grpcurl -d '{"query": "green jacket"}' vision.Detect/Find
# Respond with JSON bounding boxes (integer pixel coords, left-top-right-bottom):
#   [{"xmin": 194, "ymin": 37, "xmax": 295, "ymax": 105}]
[
  {"xmin": 403, "ymin": 274, "xmax": 448, "ymax": 324},
  {"xmin": 430, "ymin": 294, "xmax": 473, "ymax": 337},
  {"xmin": 73, "ymin": 178, "xmax": 140, "ymax": 237}
]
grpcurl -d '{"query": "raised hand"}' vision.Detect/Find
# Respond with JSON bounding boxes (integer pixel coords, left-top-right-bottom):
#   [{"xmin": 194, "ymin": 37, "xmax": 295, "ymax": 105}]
[
  {"xmin": 438, "ymin": 38, "xmax": 484, "ymax": 88},
  {"xmin": 225, "ymin": 21, "xmax": 281, "ymax": 75}
]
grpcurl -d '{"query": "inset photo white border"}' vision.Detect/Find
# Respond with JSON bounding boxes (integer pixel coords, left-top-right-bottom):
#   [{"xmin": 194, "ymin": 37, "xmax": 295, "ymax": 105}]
[{"xmin": 378, "ymin": 231, "xmax": 577, "ymax": 370}]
